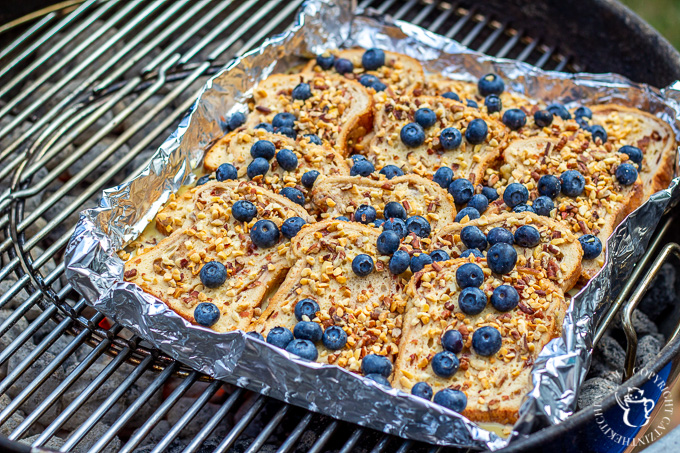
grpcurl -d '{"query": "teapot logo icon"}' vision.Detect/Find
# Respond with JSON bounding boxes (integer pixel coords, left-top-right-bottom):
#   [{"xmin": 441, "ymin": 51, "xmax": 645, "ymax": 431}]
[{"xmin": 615, "ymin": 387, "xmax": 655, "ymax": 428}]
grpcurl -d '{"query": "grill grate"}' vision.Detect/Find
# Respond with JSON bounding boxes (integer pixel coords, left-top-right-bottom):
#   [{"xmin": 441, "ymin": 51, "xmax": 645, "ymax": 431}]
[{"xmin": 0, "ymin": 1, "xmax": 583, "ymax": 451}]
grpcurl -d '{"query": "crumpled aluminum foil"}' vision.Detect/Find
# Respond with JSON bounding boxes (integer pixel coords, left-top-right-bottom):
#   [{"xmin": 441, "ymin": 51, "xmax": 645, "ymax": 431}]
[{"xmin": 65, "ymin": 0, "xmax": 680, "ymax": 449}]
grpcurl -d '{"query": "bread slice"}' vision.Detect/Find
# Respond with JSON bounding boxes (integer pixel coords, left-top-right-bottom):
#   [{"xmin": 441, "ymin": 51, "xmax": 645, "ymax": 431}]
[
  {"xmin": 310, "ymin": 174, "xmax": 457, "ymax": 234},
  {"xmin": 254, "ymin": 219, "xmax": 408, "ymax": 371},
  {"xmin": 589, "ymin": 104, "xmax": 676, "ymax": 198},
  {"xmin": 303, "ymin": 48, "xmax": 425, "ymax": 97},
  {"xmin": 393, "ymin": 257, "xmax": 567, "ymax": 424},
  {"xmin": 366, "ymin": 95, "xmax": 507, "ymax": 183},
  {"xmin": 245, "ymin": 73, "xmax": 372, "ymax": 153},
  {"xmin": 488, "ymin": 138, "xmax": 643, "ymax": 279},
  {"xmin": 124, "ymin": 181, "xmax": 314, "ymax": 332},
  {"xmin": 430, "ymin": 212, "xmax": 582, "ymax": 292}
]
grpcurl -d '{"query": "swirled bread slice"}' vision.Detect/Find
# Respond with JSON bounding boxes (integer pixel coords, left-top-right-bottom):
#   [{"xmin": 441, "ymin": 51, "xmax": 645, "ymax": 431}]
[
  {"xmin": 310, "ymin": 175, "xmax": 457, "ymax": 234},
  {"xmin": 254, "ymin": 219, "xmax": 407, "ymax": 371},
  {"xmin": 366, "ymin": 95, "xmax": 507, "ymax": 183},
  {"xmin": 392, "ymin": 258, "xmax": 567, "ymax": 424},
  {"xmin": 303, "ymin": 48, "xmax": 425, "ymax": 97},
  {"xmin": 489, "ymin": 138, "xmax": 643, "ymax": 279},
  {"xmin": 430, "ymin": 212, "xmax": 583, "ymax": 292},
  {"xmin": 244, "ymin": 73, "xmax": 372, "ymax": 153},
  {"xmin": 124, "ymin": 181, "xmax": 313, "ymax": 332},
  {"xmin": 589, "ymin": 104, "xmax": 676, "ymax": 198}
]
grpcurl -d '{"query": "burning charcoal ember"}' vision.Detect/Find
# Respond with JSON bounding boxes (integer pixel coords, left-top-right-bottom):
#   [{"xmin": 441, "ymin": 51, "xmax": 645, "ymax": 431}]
[
  {"xmin": 166, "ymin": 397, "xmax": 228, "ymax": 440},
  {"xmin": 577, "ymin": 377, "xmax": 618, "ymax": 409},
  {"xmin": 594, "ymin": 335, "xmax": 626, "ymax": 370},
  {"xmin": 586, "ymin": 358, "xmax": 622, "ymax": 385},
  {"xmin": 0, "ymin": 394, "xmax": 26, "ymax": 437},
  {"xmin": 638, "ymin": 263, "xmax": 678, "ymax": 320},
  {"xmin": 636, "ymin": 335, "xmax": 663, "ymax": 368},
  {"xmin": 614, "ymin": 309, "xmax": 659, "ymax": 337}
]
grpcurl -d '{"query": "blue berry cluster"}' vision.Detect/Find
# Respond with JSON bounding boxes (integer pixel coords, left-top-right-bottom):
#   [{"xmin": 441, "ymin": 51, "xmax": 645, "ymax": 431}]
[{"xmin": 432, "ymin": 170, "xmax": 498, "ymax": 222}]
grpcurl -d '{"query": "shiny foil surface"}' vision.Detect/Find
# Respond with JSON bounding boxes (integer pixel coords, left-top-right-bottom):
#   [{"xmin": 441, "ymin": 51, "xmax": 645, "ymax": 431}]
[{"xmin": 65, "ymin": 0, "xmax": 680, "ymax": 449}]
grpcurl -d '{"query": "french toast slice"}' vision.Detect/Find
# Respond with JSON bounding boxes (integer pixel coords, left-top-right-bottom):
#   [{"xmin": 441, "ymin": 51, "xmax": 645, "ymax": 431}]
[
  {"xmin": 124, "ymin": 181, "xmax": 313, "ymax": 332},
  {"xmin": 589, "ymin": 104, "xmax": 676, "ymax": 198},
  {"xmin": 430, "ymin": 212, "xmax": 583, "ymax": 292},
  {"xmin": 303, "ymin": 48, "xmax": 425, "ymax": 97},
  {"xmin": 310, "ymin": 174, "xmax": 457, "ymax": 234},
  {"xmin": 254, "ymin": 219, "xmax": 408, "ymax": 371},
  {"xmin": 392, "ymin": 257, "xmax": 567, "ymax": 424},
  {"xmin": 245, "ymin": 73, "xmax": 372, "ymax": 153},
  {"xmin": 366, "ymin": 95, "xmax": 507, "ymax": 182}
]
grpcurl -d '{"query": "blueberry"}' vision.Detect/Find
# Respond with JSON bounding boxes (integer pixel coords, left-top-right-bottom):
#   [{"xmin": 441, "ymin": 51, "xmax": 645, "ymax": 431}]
[
  {"xmin": 574, "ymin": 106, "xmax": 593, "ymax": 120},
  {"xmin": 405, "ymin": 216, "xmax": 431, "ymax": 238},
  {"xmin": 448, "ymin": 178, "xmax": 474, "ymax": 204},
  {"xmin": 466, "ymin": 99, "xmax": 478, "ymax": 108},
  {"xmin": 400, "ymin": 122, "xmax": 426, "ymax": 147},
  {"xmin": 616, "ymin": 163, "xmax": 638, "ymax": 185},
  {"xmin": 465, "ymin": 119, "xmax": 488, "ymax": 144},
  {"xmin": 538, "ymin": 174, "xmax": 561, "ymax": 199},
  {"xmin": 384, "ymin": 201, "xmax": 407, "ymax": 220},
  {"xmin": 487, "ymin": 227, "xmax": 514, "ymax": 246},
  {"xmin": 560, "ymin": 170, "xmax": 585, "ymax": 197},
  {"xmin": 292, "ymin": 83, "xmax": 312, "ymax": 101},
  {"xmin": 194, "ymin": 302, "xmax": 220, "ymax": 326},
  {"xmin": 247, "ymin": 331, "xmax": 264, "ymax": 341},
  {"xmin": 458, "ymin": 287, "xmax": 487, "ymax": 315},
  {"xmin": 322, "ymin": 325, "xmax": 347, "ymax": 350},
  {"xmin": 294, "ymin": 321, "xmax": 323, "ymax": 342},
  {"xmin": 430, "ymin": 249, "xmax": 450, "ymax": 262},
  {"xmin": 275, "ymin": 126, "xmax": 297, "ymax": 139},
  {"xmin": 280, "ymin": 187, "xmax": 305, "ymax": 206},
  {"xmin": 301, "ymin": 170, "xmax": 320, "ymax": 188},
  {"xmin": 502, "ymin": 108, "xmax": 527, "ymax": 130},
  {"xmin": 355, "ymin": 205, "xmax": 377, "ymax": 224},
  {"xmin": 250, "ymin": 219, "xmax": 280, "ymax": 248},
  {"xmin": 196, "ymin": 175, "xmax": 211, "ymax": 186},
  {"xmin": 352, "ymin": 254, "xmax": 374, "ymax": 277},
  {"xmin": 384, "ymin": 218, "xmax": 407, "ymax": 238},
  {"xmin": 503, "ymin": 182, "xmax": 529, "ymax": 208},
  {"xmin": 440, "ymin": 127, "xmax": 462, "ymax": 150},
  {"xmin": 461, "ymin": 248, "xmax": 483, "ymax": 258},
  {"xmin": 377, "ymin": 230, "xmax": 400, "ymax": 255},
  {"xmin": 316, "ymin": 53, "xmax": 335, "ymax": 69},
  {"xmin": 434, "ymin": 389, "xmax": 467, "ymax": 412},
  {"xmin": 485, "ymin": 94, "xmax": 502, "ymax": 113},
  {"xmin": 533, "ymin": 110, "xmax": 553, "ymax": 128},
  {"xmin": 372, "ymin": 81, "xmax": 387, "ymax": 92},
  {"xmin": 294, "ymin": 298, "xmax": 320, "ymax": 321},
  {"xmin": 216, "ymin": 163, "xmax": 238, "ymax": 181},
  {"xmin": 359, "ymin": 74, "xmax": 380, "ymax": 89},
  {"xmin": 247, "ymin": 157, "xmax": 269, "ymax": 179},
  {"xmin": 532, "ymin": 196, "xmax": 554, "ymax": 216},
  {"xmin": 579, "ymin": 234, "xmax": 603, "ymax": 260},
  {"xmin": 455, "ymin": 207, "xmax": 480, "ymax": 222},
  {"xmin": 362, "ymin": 48, "xmax": 385, "ymax": 70},
  {"xmin": 577, "ymin": 117, "xmax": 590, "ymax": 130},
  {"xmin": 379, "ymin": 165, "xmax": 404, "ymax": 179},
  {"xmin": 276, "ymin": 149, "xmax": 298, "ymax": 171},
  {"xmin": 478, "ymin": 73, "xmax": 504, "ymax": 96},
  {"xmin": 350, "ymin": 159, "xmax": 375, "ymax": 176},
  {"xmin": 481, "ymin": 186, "xmax": 499, "ymax": 201},
  {"xmin": 227, "ymin": 112, "xmax": 246, "ymax": 130},
  {"xmin": 467, "ymin": 194, "xmax": 489, "ymax": 214},
  {"xmin": 272, "ymin": 112, "xmax": 296, "ymax": 128},
  {"xmin": 433, "ymin": 167, "xmax": 454, "ymax": 189},
  {"xmin": 255, "ymin": 122, "xmax": 274, "ymax": 132},
  {"xmin": 415, "ymin": 108, "xmax": 437, "ymax": 128},
  {"xmin": 389, "ymin": 250, "xmax": 411, "ymax": 275},
  {"xmin": 334, "ymin": 57, "xmax": 354, "ymax": 74},
  {"xmin": 514, "ymin": 225, "xmax": 541, "ymax": 247},
  {"xmin": 442, "ymin": 329, "xmax": 464, "ymax": 353},
  {"xmin": 547, "ymin": 103, "xmax": 572, "ymax": 120},
  {"xmin": 513, "ymin": 204, "xmax": 536, "ymax": 214},
  {"xmin": 351, "ymin": 154, "xmax": 368, "ymax": 162},
  {"xmin": 491, "ymin": 285, "xmax": 519, "ymax": 312},
  {"xmin": 336, "ymin": 216, "xmax": 350, "ymax": 221},
  {"xmin": 373, "ymin": 219, "xmax": 385, "ymax": 228},
  {"xmin": 619, "ymin": 145, "xmax": 643, "ymax": 167},
  {"xmin": 200, "ymin": 261, "xmax": 227, "ymax": 288},
  {"xmin": 232, "ymin": 200, "xmax": 257, "ymax": 222},
  {"xmin": 281, "ymin": 217, "xmax": 306, "ymax": 239},
  {"xmin": 461, "ymin": 225, "xmax": 488, "ymax": 251},
  {"xmin": 411, "ymin": 382, "xmax": 433, "ymax": 400},
  {"xmin": 285, "ymin": 339, "xmax": 318, "ymax": 361},
  {"xmin": 304, "ymin": 134, "xmax": 323, "ymax": 145},
  {"xmin": 589, "ymin": 124, "xmax": 607, "ymax": 143},
  {"xmin": 472, "ymin": 326, "xmax": 502, "ymax": 356},
  {"xmin": 442, "ymin": 91, "xmax": 460, "ymax": 101},
  {"xmin": 361, "ymin": 354, "xmax": 392, "ymax": 376},
  {"xmin": 456, "ymin": 262, "xmax": 484, "ymax": 288},
  {"xmin": 365, "ymin": 374, "xmax": 391, "ymax": 387},
  {"xmin": 431, "ymin": 351, "xmax": 460, "ymax": 377},
  {"xmin": 267, "ymin": 326, "xmax": 294, "ymax": 349},
  {"xmin": 410, "ymin": 253, "xmax": 433, "ymax": 273},
  {"xmin": 486, "ymin": 242, "xmax": 517, "ymax": 274}
]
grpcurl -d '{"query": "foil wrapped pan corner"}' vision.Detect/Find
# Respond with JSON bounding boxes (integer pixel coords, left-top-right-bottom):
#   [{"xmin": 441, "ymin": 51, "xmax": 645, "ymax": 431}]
[{"xmin": 65, "ymin": 0, "xmax": 680, "ymax": 449}]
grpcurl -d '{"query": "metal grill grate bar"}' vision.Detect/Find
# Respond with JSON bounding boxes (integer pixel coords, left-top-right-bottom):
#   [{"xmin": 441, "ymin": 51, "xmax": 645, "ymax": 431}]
[
  {"xmin": 243, "ymin": 404, "xmax": 290, "ymax": 453},
  {"xmin": 182, "ymin": 388, "xmax": 245, "ymax": 453},
  {"xmin": 213, "ymin": 395, "xmax": 266, "ymax": 453},
  {"xmin": 276, "ymin": 412, "xmax": 313, "ymax": 453},
  {"xmin": 308, "ymin": 420, "xmax": 338, "ymax": 453}
]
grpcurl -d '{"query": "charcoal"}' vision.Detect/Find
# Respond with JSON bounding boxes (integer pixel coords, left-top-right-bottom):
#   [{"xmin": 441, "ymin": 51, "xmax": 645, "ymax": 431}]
[
  {"xmin": 586, "ymin": 358, "xmax": 622, "ymax": 385},
  {"xmin": 614, "ymin": 309, "xmax": 658, "ymax": 336},
  {"xmin": 594, "ymin": 335, "xmax": 625, "ymax": 370},
  {"xmin": 71, "ymin": 422, "xmax": 121, "ymax": 453},
  {"xmin": 577, "ymin": 377, "xmax": 617, "ymax": 409},
  {"xmin": 636, "ymin": 334, "xmax": 662, "ymax": 368},
  {"xmin": 195, "ymin": 438, "xmax": 221, "ymax": 453},
  {"xmin": 0, "ymin": 394, "xmax": 26, "ymax": 438},
  {"xmin": 638, "ymin": 263, "xmax": 678, "ymax": 320},
  {"xmin": 66, "ymin": 138, "xmax": 132, "ymax": 183},
  {"xmin": 0, "ymin": 280, "xmax": 29, "ymax": 310},
  {"xmin": 226, "ymin": 437, "xmax": 256, "ymax": 453},
  {"xmin": 167, "ymin": 397, "xmax": 227, "ymax": 441},
  {"xmin": 125, "ymin": 149, "xmax": 155, "ymax": 176},
  {"xmin": 131, "ymin": 419, "xmax": 171, "ymax": 449},
  {"xmin": 294, "ymin": 430, "xmax": 318, "ymax": 453},
  {"xmin": 72, "ymin": 110, "xmax": 115, "ymax": 146},
  {"xmin": 19, "ymin": 433, "xmax": 65, "ymax": 449}
]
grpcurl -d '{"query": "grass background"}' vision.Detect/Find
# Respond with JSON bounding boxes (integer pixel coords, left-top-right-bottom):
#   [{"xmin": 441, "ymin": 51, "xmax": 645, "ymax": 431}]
[{"xmin": 621, "ymin": 0, "xmax": 680, "ymax": 49}]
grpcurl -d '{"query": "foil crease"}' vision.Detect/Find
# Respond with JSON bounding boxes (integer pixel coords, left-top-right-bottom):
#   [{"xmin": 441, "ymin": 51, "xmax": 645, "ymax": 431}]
[{"xmin": 65, "ymin": 0, "xmax": 680, "ymax": 449}]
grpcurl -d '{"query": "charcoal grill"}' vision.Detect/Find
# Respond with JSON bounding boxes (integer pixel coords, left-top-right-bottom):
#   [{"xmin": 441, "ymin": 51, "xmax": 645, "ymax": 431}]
[{"xmin": 0, "ymin": 1, "xmax": 679, "ymax": 452}]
